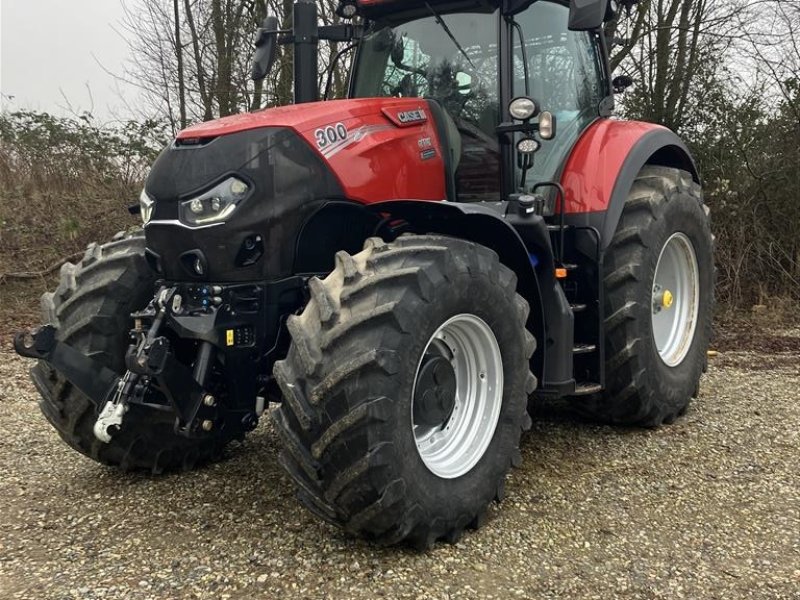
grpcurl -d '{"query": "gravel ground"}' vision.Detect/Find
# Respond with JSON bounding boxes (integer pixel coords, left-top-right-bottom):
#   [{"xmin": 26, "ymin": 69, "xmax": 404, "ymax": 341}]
[{"xmin": 1, "ymin": 333, "xmax": 799, "ymax": 600}]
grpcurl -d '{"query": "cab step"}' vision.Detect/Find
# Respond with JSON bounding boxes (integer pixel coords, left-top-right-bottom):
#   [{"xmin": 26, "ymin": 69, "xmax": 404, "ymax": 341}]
[
  {"xmin": 574, "ymin": 382, "xmax": 602, "ymax": 396},
  {"xmin": 573, "ymin": 343, "xmax": 597, "ymax": 355}
]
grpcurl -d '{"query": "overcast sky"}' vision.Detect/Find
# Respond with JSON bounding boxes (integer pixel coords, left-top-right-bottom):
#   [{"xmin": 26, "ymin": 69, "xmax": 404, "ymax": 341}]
[{"xmin": 1, "ymin": 0, "xmax": 140, "ymax": 121}]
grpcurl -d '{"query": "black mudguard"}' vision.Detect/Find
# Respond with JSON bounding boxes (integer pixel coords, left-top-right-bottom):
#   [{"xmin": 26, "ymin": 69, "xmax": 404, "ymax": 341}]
[{"xmin": 368, "ymin": 200, "xmax": 575, "ymax": 394}]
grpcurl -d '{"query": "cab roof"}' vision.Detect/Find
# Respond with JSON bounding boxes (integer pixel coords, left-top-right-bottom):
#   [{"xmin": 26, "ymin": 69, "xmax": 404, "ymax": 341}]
[{"xmin": 356, "ymin": 0, "xmax": 499, "ymax": 21}]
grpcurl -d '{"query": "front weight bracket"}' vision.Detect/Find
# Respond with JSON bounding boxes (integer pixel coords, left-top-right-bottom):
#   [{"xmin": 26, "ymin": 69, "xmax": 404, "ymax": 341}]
[{"xmin": 14, "ymin": 325, "xmax": 120, "ymax": 408}]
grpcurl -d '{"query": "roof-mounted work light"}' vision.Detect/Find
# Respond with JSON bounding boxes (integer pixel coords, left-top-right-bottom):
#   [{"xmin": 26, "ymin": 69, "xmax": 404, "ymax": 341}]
[{"xmin": 336, "ymin": 1, "xmax": 358, "ymax": 19}]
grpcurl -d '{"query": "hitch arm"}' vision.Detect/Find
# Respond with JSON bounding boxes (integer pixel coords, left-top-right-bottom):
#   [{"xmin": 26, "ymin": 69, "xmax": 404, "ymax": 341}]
[
  {"xmin": 14, "ymin": 325, "xmax": 119, "ymax": 406},
  {"xmin": 126, "ymin": 336, "xmax": 208, "ymax": 434}
]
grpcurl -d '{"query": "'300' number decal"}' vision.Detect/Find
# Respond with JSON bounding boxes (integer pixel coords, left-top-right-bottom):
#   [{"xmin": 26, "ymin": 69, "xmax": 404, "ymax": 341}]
[{"xmin": 315, "ymin": 123, "xmax": 348, "ymax": 149}]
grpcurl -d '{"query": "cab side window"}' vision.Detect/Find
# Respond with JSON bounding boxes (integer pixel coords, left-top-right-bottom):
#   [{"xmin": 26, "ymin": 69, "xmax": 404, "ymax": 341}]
[{"xmin": 514, "ymin": 1, "xmax": 606, "ymax": 185}]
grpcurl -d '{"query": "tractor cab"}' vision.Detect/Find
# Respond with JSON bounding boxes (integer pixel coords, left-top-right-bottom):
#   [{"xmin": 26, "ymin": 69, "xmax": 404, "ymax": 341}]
[
  {"xmin": 247, "ymin": 0, "xmax": 617, "ymax": 397},
  {"xmin": 348, "ymin": 0, "xmax": 609, "ymax": 204},
  {"xmin": 255, "ymin": 0, "xmax": 612, "ymax": 206}
]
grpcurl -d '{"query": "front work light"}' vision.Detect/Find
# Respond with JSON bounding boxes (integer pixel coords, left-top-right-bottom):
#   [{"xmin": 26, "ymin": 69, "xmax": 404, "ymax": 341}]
[
  {"xmin": 336, "ymin": 0, "xmax": 358, "ymax": 18},
  {"xmin": 517, "ymin": 137, "xmax": 540, "ymax": 154},
  {"xmin": 509, "ymin": 97, "xmax": 539, "ymax": 121},
  {"xmin": 179, "ymin": 177, "xmax": 251, "ymax": 227}
]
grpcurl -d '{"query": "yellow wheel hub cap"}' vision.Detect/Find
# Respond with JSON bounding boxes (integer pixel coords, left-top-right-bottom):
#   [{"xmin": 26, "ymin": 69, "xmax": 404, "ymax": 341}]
[{"xmin": 662, "ymin": 289, "xmax": 675, "ymax": 309}]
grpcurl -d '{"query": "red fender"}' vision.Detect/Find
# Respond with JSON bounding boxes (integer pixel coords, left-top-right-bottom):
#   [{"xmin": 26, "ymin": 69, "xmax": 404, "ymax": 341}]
[{"xmin": 559, "ymin": 118, "xmax": 699, "ymax": 247}]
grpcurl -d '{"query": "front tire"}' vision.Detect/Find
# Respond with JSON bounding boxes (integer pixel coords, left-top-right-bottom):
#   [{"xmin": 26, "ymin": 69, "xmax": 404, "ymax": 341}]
[
  {"xmin": 30, "ymin": 231, "xmax": 241, "ymax": 472},
  {"xmin": 272, "ymin": 235, "xmax": 536, "ymax": 548},
  {"xmin": 579, "ymin": 166, "xmax": 713, "ymax": 426}
]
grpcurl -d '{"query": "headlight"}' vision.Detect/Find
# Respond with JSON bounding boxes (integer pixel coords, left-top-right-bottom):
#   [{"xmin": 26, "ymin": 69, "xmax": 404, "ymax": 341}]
[
  {"xmin": 509, "ymin": 96, "xmax": 539, "ymax": 121},
  {"xmin": 179, "ymin": 177, "xmax": 251, "ymax": 226},
  {"xmin": 139, "ymin": 189, "xmax": 155, "ymax": 224}
]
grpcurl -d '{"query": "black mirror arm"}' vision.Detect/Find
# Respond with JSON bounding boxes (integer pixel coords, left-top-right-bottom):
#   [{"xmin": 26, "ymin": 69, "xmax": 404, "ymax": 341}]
[
  {"xmin": 324, "ymin": 41, "xmax": 359, "ymax": 99},
  {"xmin": 496, "ymin": 121, "xmax": 538, "ymax": 144},
  {"xmin": 255, "ymin": 27, "xmax": 291, "ymax": 47},
  {"xmin": 276, "ymin": 24, "xmax": 361, "ymax": 47},
  {"xmin": 612, "ymin": 75, "xmax": 634, "ymax": 94},
  {"xmin": 318, "ymin": 24, "xmax": 362, "ymax": 43}
]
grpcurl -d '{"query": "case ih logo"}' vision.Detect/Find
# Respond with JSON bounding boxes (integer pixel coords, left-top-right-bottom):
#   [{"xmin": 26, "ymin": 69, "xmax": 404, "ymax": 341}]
[
  {"xmin": 397, "ymin": 109, "xmax": 427, "ymax": 124},
  {"xmin": 381, "ymin": 106, "xmax": 429, "ymax": 127}
]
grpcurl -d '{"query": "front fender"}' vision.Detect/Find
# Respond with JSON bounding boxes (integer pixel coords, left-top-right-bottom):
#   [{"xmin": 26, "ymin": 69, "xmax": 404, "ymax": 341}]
[{"xmin": 369, "ymin": 200, "xmax": 575, "ymax": 392}]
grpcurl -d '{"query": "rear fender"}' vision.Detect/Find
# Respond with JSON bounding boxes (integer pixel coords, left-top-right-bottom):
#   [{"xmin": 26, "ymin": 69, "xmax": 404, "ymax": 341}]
[
  {"xmin": 560, "ymin": 120, "xmax": 700, "ymax": 250},
  {"xmin": 369, "ymin": 200, "xmax": 575, "ymax": 390}
]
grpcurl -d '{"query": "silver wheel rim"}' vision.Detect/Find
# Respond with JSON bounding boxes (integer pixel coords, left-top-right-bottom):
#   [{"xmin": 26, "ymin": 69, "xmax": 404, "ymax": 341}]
[
  {"xmin": 651, "ymin": 232, "xmax": 700, "ymax": 367},
  {"xmin": 412, "ymin": 314, "xmax": 504, "ymax": 479}
]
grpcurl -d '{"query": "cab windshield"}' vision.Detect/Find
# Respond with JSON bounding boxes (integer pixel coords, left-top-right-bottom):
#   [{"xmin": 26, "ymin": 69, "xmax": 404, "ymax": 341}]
[{"xmin": 352, "ymin": 10, "xmax": 502, "ymax": 201}]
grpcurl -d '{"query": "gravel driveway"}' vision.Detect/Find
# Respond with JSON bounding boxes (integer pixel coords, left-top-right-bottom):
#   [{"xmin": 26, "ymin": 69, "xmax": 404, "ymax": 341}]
[{"xmin": 1, "ymin": 332, "xmax": 798, "ymax": 600}]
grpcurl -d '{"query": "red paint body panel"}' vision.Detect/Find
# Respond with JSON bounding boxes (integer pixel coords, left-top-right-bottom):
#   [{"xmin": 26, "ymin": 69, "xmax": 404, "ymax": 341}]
[
  {"xmin": 179, "ymin": 103, "xmax": 670, "ymax": 211},
  {"xmin": 178, "ymin": 99, "xmax": 446, "ymax": 203},
  {"xmin": 559, "ymin": 119, "xmax": 670, "ymax": 214}
]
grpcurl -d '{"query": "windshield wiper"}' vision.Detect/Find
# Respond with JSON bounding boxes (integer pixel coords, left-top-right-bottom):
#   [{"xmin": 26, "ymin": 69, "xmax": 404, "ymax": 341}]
[{"xmin": 424, "ymin": 1, "xmax": 476, "ymax": 70}]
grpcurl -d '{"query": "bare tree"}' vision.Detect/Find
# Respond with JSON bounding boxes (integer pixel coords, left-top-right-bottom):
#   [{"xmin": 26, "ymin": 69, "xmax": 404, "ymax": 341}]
[
  {"xmin": 174, "ymin": 0, "xmax": 188, "ymax": 128},
  {"xmin": 609, "ymin": 0, "xmax": 752, "ymax": 132},
  {"xmin": 742, "ymin": 1, "xmax": 800, "ymax": 123},
  {"xmin": 120, "ymin": 0, "xmax": 350, "ymax": 131}
]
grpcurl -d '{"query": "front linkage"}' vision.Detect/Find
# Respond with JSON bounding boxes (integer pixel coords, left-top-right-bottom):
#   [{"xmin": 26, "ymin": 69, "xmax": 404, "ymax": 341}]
[{"xmin": 15, "ymin": 284, "xmax": 265, "ymax": 443}]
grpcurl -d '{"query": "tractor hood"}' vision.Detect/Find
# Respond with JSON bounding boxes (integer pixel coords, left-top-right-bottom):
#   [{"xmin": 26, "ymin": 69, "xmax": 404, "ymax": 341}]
[
  {"xmin": 175, "ymin": 98, "xmax": 448, "ymax": 204},
  {"xmin": 177, "ymin": 98, "xmax": 430, "ymax": 142},
  {"xmin": 144, "ymin": 124, "xmax": 343, "ymax": 282},
  {"xmin": 143, "ymin": 98, "xmax": 447, "ymax": 282}
]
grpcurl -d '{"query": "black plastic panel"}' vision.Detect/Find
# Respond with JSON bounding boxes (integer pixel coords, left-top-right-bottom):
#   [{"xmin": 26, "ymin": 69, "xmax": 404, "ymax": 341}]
[{"xmin": 144, "ymin": 128, "xmax": 344, "ymax": 282}]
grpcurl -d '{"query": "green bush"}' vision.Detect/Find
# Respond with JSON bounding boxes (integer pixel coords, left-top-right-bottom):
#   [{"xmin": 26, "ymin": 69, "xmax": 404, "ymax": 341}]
[
  {"xmin": 687, "ymin": 83, "xmax": 800, "ymax": 311},
  {"xmin": 0, "ymin": 111, "xmax": 167, "ymax": 276}
]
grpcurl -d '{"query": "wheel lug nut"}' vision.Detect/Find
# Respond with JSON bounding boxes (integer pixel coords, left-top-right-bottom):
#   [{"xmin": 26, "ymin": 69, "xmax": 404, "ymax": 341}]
[
  {"xmin": 201, "ymin": 420, "xmax": 214, "ymax": 432},
  {"xmin": 203, "ymin": 394, "xmax": 216, "ymax": 407}
]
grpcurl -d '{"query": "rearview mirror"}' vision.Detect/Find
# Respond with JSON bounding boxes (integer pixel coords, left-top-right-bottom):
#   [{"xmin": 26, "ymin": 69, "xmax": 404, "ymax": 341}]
[
  {"xmin": 456, "ymin": 72, "xmax": 473, "ymax": 95},
  {"xmin": 252, "ymin": 16, "xmax": 280, "ymax": 81},
  {"xmin": 568, "ymin": 0, "xmax": 607, "ymax": 31},
  {"xmin": 612, "ymin": 75, "xmax": 634, "ymax": 93}
]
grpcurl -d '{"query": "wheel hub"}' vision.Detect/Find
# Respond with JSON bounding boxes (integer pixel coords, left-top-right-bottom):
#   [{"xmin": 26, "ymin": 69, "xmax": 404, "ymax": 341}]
[
  {"xmin": 652, "ymin": 285, "xmax": 675, "ymax": 313},
  {"xmin": 651, "ymin": 232, "xmax": 700, "ymax": 367},
  {"xmin": 411, "ymin": 314, "xmax": 504, "ymax": 479},
  {"xmin": 662, "ymin": 289, "xmax": 675, "ymax": 309},
  {"xmin": 413, "ymin": 355, "xmax": 457, "ymax": 427}
]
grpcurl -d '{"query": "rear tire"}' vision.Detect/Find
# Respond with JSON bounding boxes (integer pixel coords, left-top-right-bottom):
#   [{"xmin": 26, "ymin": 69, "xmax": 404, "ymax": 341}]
[
  {"xmin": 577, "ymin": 166, "xmax": 713, "ymax": 426},
  {"xmin": 30, "ymin": 231, "xmax": 240, "ymax": 473},
  {"xmin": 272, "ymin": 235, "xmax": 536, "ymax": 548}
]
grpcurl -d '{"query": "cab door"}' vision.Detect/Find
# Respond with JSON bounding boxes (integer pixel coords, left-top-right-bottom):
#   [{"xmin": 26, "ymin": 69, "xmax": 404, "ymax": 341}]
[{"xmin": 511, "ymin": 0, "xmax": 610, "ymax": 188}]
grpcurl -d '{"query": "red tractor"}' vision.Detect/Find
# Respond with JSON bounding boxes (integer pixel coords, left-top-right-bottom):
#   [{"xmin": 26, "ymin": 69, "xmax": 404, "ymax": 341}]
[{"xmin": 15, "ymin": 0, "xmax": 713, "ymax": 548}]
